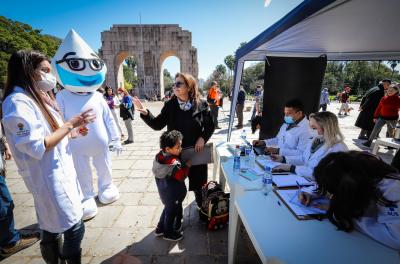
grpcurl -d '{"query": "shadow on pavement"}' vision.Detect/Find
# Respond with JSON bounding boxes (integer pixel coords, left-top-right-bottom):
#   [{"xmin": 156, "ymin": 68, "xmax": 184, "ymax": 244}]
[{"xmin": 99, "ymin": 201, "xmax": 260, "ymax": 264}]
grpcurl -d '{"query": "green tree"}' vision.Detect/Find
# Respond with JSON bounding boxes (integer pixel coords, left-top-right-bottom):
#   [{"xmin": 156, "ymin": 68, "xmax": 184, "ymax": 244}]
[
  {"xmin": 388, "ymin": 60, "xmax": 399, "ymax": 78},
  {"xmin": 213, "ymin": 64, "xmax": 227, "ymax": 80},
  {"xmin": 238, "ymin": 42, "xmax": 247, "ymax": 50},
  {"xmin": 123, "ymin": 64, "xmax": 137, "ymax": 91},
  {"xmin": 323, "ymin": 60, "xmax": 397, "ymax": 97},
  {"xmin": 125, "ymin": 57, "xmax": 137, "ymax": 72},
  {"xmin": 123, "ymin": 57, "xmax": 138, "ymax": 90},
  {"xmin": 224, "ymin": 54, "xmax": 235, "ymax": 91},
  {"xmin": 224, "ymin": 55, "xmax": 235, "ymax": 74},
  {"xmin": 163, "ymin": 68, "xmax": 174, "ymax": 93},
  {"xmin": 0, "ymin": 16, "xmax": 61, "ymax": 90},
  {"xmin": 241, "ymin": 62, "xmax": 265, "ymax": 95}
]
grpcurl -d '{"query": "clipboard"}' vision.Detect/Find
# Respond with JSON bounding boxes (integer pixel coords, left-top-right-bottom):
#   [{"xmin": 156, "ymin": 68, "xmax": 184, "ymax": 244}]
[
  {"xmin": 181, "ymin": 143, "xmax": 213, "ymax": 165},
  {"xmin": 274, "ymin": 189, "xmax": 327, "ymax": 221}
]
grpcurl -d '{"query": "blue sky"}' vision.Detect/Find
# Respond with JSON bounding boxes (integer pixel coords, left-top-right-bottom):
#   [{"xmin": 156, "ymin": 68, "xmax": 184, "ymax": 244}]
[{"xmin": 0, "ymin": 0, "xmax": 303, "ymax": 79}]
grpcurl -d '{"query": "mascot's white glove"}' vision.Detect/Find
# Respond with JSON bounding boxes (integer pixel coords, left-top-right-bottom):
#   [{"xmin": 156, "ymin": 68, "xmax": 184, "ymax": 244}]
[{"xmin": 110, "ymin": 140, "xmax": 123, "ymax": 156}]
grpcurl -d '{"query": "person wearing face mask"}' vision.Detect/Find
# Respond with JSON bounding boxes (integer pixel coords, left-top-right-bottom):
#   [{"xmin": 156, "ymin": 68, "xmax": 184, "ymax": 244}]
[
  {"xmin": 270, "ymin": 111, "xmax": 348, "ymax": 180},
  {"xmin": 253, "ymin": 99, "xmax": 311, "ymax": 156},
  {"xmin": 133, "ymin": 73, "xmax": 215, "ymax": 209},
  {"xmin": 2, "ymin": 50, "xmax": 94, "ymax": 263}
]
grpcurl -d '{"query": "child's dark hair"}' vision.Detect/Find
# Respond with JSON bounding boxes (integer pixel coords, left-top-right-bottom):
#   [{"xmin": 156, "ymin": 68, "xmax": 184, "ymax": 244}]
[
  {"xmin": 160, "ymin": 130, "xmax": 183, "ymax": 150},
  {"xmin": 313, "ymin": 151, "xmax": 398, "ymax": 232}
]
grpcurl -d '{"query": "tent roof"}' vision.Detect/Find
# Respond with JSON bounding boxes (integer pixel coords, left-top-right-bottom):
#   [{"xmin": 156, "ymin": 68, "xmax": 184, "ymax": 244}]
[{"xmin": 236, "ymin": 0, "xmax": 400, "ymax": 61}]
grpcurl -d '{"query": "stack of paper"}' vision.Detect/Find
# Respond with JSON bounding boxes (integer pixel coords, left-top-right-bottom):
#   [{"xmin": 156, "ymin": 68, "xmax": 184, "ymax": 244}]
[
  {"xmin": 239, "ymin": 170, "xmax": 260, "ymax": 181},
  {"xmin": 272, "ymin": 175, "xmax": 314, "ymax": 188},
  {"xmin": 256, "ymin": 159, "xmax": 281, "ymax": 170},
  {"xmin": 276, "ymin": 189, "xmax": 329, "ymax": 217}
]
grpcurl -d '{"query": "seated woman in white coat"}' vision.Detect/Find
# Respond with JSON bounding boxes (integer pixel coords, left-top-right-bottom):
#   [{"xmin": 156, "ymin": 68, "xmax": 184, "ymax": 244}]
[
  {"xmin": 2, "ymin": 50, "xmax": 94, "ymax": 263},
  {"xmin": 271, "ymin": 111, "xmax": 348, "ymax": 179},
  {"xmin": 300, "ymin": 151, "xmax": 400, "ymax": 250}
]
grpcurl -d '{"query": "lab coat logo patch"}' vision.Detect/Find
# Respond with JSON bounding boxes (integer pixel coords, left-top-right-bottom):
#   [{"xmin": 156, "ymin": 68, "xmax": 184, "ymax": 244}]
[{"xmin": 16, "ymin": 123, "xmax": 30, "ymax": 137}]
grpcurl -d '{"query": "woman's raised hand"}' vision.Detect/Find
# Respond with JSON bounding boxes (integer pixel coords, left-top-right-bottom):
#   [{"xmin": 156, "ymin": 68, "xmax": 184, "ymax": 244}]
[
  {"xmin": 132, "ymin": 96, "xmax": 148, "ymax": 115},
  {"xmin": 69, "ymin": 109, "xmax": 96, "ymax": 128}
]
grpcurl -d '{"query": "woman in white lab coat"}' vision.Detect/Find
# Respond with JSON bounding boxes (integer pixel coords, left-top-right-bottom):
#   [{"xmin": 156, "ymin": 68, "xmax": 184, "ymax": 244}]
[
  {"xmin": 271, "ymin": 111, "xmax": 348, "ymax": 180},
  {"xmin": 300, "ymin": 151, "xmax": 400, "ymax": 250},
  {"xmin": 2, "ymin": 50, "xmax": 94, "ymax": 264}
]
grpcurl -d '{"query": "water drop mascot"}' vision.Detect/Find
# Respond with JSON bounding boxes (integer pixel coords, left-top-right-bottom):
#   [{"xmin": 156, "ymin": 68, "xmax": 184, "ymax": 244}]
[{"xmin": 52, "ymin": 29, "xmax": 122, "ymax": 220}]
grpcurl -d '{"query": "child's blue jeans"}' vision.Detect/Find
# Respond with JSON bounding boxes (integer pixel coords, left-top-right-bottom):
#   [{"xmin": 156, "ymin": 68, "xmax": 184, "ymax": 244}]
[{"xmin": 155, "ymin": 177, "xmax": 187, "ymax": 235}]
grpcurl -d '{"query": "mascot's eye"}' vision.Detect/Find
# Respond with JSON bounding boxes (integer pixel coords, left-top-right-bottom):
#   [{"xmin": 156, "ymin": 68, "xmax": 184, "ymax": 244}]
[
  {"xmin": 89, "ymin": 59, "xmax": 103, "ymax": 71},
  {"xmin": 68, "ymin": 59, "xmax": 85, "ymax": 71}
]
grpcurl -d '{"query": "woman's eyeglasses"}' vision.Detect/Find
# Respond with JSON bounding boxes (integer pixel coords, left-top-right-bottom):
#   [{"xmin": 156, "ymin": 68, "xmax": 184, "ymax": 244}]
[{"xmin": 173, "ymin": 81, "xmax": 185, "ymax": 88}]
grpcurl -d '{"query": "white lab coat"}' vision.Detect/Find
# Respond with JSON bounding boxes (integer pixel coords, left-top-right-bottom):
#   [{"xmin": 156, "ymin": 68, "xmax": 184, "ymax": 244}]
[
  {"xmin": 285, "ymin": 138, "xmax": 348, "ymax": 180},
  {"xmin": 354, "ymin": 177, "xmax": 400, "ymax": 250},
  {"xmin": 2, "ymin": 87, "xmax": 83, "ymax": 233},
  {"xmin": 264, "ymin": 117, "xmax": 311, "ymax": 156}
]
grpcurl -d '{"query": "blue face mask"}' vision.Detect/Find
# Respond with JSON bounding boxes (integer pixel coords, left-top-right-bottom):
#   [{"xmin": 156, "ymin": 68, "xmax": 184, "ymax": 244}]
[
  {"xmin": 56, "ymin": 64, "xmax": 105, "ymax": 88},
  {"xmin": 284, "ymin": 116, "xmax": 295, "ymax": 124}
]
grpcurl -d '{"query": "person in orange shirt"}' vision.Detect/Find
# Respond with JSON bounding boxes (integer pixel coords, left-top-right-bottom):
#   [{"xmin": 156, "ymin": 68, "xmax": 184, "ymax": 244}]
[{"xmin": 207, "ymin": 81, "xmax": 222, "ymax": 129}]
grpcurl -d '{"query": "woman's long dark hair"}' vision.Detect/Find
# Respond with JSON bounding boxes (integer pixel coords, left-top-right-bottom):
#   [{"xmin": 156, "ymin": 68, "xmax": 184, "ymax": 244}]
[
  {"xmin": 3, "ymin": 50, "xmax": 59, "ymax": 131},
  {"xmin": 104, "ymin": 85, "xmax": 114, "ymax": 98},
  {"xmin": 313, "ymin": 151, "xmax": 398, "ymax": 232}
]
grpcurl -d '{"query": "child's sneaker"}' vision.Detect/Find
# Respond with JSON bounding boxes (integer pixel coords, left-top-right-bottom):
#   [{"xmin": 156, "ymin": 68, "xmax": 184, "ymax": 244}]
[
  {"xmin": 154, "ymin": 227, "xmax": 164, "ymax": 237},
  {"xmin": 163, "ymin": 232, "xmax": 183, "ymax": 242}
]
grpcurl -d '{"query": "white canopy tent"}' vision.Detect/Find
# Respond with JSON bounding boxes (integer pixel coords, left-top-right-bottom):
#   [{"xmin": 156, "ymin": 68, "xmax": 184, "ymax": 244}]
[{"xmin": 228, "ymin": 0, "xmax": 400, "ymax": 141}]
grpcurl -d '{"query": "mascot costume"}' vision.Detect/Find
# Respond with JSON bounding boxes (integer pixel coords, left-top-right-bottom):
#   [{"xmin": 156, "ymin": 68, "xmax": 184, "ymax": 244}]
[{"xmin": 53, "ymin": 29, "xmax": 122, "ymax": 220}]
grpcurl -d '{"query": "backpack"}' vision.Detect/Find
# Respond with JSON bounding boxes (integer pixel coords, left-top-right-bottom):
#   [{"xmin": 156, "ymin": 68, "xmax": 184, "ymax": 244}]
[{"xmin": 199, "ymin": 181, "xmax": 230, "ymax": 230}]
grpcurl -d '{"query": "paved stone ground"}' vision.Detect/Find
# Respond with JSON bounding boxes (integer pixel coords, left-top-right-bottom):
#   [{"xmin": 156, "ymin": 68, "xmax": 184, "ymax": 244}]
[{"xmin": 1, "ymin": 100, "xmax": 395, "ymax": 264}]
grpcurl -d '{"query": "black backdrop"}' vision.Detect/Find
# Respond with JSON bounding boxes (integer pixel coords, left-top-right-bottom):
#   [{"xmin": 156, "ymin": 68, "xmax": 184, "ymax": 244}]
[{"xmin": 259, "ymin": 55, "xmax": 327, "ymax": 139}]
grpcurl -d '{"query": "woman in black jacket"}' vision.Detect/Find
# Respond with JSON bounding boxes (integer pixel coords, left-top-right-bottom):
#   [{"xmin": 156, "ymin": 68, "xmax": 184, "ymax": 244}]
[
  {"xmin": 133, "ymin": 73, "xmax": 215, "ymax": 207},
  {"xmin": 355, "ymin": 80, "xmax": 390, "ymax": 139}
]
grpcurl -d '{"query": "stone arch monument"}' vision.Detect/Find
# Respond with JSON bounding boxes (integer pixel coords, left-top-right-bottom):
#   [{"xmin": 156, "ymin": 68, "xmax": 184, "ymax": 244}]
[{"xmin": 100, "ymin": 24, "xmax": 198, "ymax": 97}]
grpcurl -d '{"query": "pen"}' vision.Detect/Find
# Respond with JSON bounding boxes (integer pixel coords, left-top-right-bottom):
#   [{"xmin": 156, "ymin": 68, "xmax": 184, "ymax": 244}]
[
  {"xmin": 294, "ymin": 181, "xmax": 302, "ymax": 202},
  {"xmin": 296, "ymin": 180, "xmax": 301, "ymax": 190}
]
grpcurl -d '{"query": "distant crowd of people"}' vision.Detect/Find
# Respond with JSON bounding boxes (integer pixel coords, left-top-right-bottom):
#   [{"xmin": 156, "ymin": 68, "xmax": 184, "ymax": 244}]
[{"xmin": 318, "ymin": 79, "xmax": 400, "ymax": 150}]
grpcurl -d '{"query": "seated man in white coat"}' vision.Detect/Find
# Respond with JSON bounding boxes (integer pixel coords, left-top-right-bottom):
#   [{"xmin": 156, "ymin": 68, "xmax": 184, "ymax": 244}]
[
  {"xmin": 271, "ymin": 111, "xmax": 348, "ymax": 180},
  {"xmin": 253, "ymin": 99, "xmax": 311, "ymax": 156}
]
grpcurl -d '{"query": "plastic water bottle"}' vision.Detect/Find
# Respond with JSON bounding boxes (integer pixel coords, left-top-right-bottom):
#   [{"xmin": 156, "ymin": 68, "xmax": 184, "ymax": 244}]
[
  {"xmin": 262, "ymin": 167, "xmax": 273, "ymax": 195},
  {"xmin": 244, "ymin": 146, "xmax": 251, "ymax": 164},
  {"xmin": 233, "ymin": 145, "xmax": 241, "ymax": 173},
  {"xmin": 241, "ymin": 129, "xmax": 247, "ymax": 141},
  {"xmin": 248, "ymin": 148, "xmax": 256, "ymax": 169}
]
